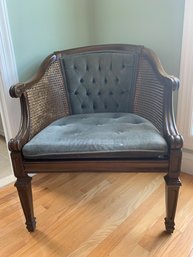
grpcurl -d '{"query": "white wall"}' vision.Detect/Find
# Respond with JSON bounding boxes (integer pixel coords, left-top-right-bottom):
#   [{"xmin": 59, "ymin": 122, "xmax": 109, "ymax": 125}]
[
  {"xmin": 0, "ymin": 0, "xmax": 20, "ymax": 140},
  {"xmin": 0, "ymin": 114, "xmax": 4, "ymax": 136}
]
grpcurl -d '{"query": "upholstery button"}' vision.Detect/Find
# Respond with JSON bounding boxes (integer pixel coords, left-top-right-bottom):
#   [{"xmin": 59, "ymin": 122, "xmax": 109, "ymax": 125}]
[
  {"xmin": 86, "ymin": 65, "xmax": 89, "ymax": 71},
  {"xmin": 98, "ymin": 65, "xmax": 101, "ymax": 71},
  {"xmin": 86, "ymin": 91, "xmax": 91, "ymax": 96},
  {"xmin": 81, "ymin": 104, "xmax": 86, "ymax": 109},
  {"xmin": 74, "ymin": 65, "xmax": 77, "ymax": 70},
  {"xmin": 98, "ymin": 91, "xmax": 101, "ymax": 96},
  {"xmin": 122, "ymin": 64, "xmax": 125, "ymax": 69},
  {"xmin": 116, "ymin": 77, "xmax": 119, "ymax": 83},
  {"xmin": 92, "ymin": 78, "xmax": 96, "ymax": 83},
  {"xmin": 104, "ymin": 78, "xmax": 108, "ymax": 84},
  {"xmin": 80, "ymin": 78, "xmax": 84, "ymax": 83},
  {"xmin": 74, "ymin": 91, "xmax": 78, "ymax": 95},
  {"xmin": 116, "ymin": 104, "xmax": 119, "ymax": 108},
  {"xmin": 109, "ymin": 91, "xmax": 113, "ymax": 95}
]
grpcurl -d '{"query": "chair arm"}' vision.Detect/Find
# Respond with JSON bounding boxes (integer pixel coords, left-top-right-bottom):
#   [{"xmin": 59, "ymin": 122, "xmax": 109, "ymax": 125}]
[
  {"xmin": 133, "ymin": 47, "xmax": 183, "ymax": 150},
  {"xmin": 163, "ymin": 85, "xmax": 183, "ymax": 150},
  {"xmin": 8, "ymin": 55, "xmax": 70, "ymax": 152},
  {"xmin": 9, "ymin": 54, "xmax": 57, "ymax": 98}
]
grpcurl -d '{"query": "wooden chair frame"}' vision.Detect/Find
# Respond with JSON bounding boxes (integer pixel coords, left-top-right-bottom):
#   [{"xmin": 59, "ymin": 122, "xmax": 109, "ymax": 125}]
[{"xmin": 8, "ymin": 44, "xmax": 183, "ymax": 233}]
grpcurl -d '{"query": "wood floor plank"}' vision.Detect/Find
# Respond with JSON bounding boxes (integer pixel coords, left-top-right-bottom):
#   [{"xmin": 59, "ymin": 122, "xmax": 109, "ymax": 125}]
[{"xmin": 0, "ymin": 172, "xmax": 193, "ymax": 257}]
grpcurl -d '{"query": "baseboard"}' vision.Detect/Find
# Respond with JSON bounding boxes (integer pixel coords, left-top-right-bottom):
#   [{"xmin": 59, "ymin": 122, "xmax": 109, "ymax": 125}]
[
  {"xmin": 0, "ymin": 174, "xmax": 15, "ymax": 188},
  {"xmin": 0, "ymin": 127, "xmax": 4, "ymax": 136},
  {"xmin": 182, "ymin": 152, "xmax": 193, "ymax": 175},
  {"xmin": 0, "ymin": 174, "xmax": 36, "ymax": 188}
]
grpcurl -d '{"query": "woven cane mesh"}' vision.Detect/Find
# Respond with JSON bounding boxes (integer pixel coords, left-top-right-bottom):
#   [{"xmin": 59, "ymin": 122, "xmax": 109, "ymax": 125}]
[
  {"xmin": 133, "ymin": 55, "xmax": 165, "ymax": 134},
  {"xmin": 26, "ymin": 61, "xmax": 69, "ymax": 139}
]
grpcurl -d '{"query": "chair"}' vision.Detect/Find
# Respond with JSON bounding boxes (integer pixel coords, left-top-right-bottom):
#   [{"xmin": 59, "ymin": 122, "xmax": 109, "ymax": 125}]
[{"xmin": 8, "ymin": 44, "xmax": 183, "ymax": 233}]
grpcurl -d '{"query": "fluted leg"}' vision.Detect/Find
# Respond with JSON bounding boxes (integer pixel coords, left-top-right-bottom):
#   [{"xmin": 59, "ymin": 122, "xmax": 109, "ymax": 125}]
[
  {"xmin": 15, "ymin": 176, "xmax": 36, "ymax": 232},
  {"xmin": 164, "ymin": 175, "xmax": 181, "ymax": 234}
]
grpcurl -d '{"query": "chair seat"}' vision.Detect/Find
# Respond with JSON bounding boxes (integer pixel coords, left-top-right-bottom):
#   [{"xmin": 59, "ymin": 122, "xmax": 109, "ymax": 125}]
[{"xmin": 22, "ymin": 113, "xmax": 168, "ymax": 159}]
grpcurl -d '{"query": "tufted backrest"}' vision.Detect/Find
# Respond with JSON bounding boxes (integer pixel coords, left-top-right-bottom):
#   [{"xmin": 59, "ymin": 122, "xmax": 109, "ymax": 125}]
[{"xmin": 60, "ymin": 51, "xmax": 140, "ymax": 114}]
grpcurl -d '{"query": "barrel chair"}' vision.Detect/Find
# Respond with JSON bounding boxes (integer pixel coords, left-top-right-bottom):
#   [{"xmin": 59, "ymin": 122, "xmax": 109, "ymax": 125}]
[{"xmin": 8, "ymin": 44, "xmax": 183, "ymax": 233}]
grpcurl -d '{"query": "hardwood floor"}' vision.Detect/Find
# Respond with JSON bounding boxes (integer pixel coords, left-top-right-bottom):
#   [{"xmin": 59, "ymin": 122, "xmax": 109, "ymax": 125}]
[{"xmin": 0, "ymin": 172, "xmax": 193, "ymax": 257}]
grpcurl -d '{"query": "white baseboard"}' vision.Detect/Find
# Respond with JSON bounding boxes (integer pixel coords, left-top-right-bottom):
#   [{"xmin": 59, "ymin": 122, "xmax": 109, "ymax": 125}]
[
  {"xmin": 0, "ymin": 174, "xmax": 36, "ymax": 188},
  {"xmin": 0, "ymin": 128, "xmax": 4, "ymax": 136},
  {"xmin": 0, "ymin": 174, "xmax": 15, "ymax": 188},
  {"xmin": 182, "ymin": 152, "xmax": 193, "ymax": 175}
]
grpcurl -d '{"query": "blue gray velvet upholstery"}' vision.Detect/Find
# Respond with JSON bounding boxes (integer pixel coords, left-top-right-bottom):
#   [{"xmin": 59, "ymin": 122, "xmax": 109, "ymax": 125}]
[
  {"xmin": 60, "ymin": 52, "xmax": 139, "ymax": 114},
  {"xmin": 22, "ymin": 113, "xmax": 168, "ymax": 159}
]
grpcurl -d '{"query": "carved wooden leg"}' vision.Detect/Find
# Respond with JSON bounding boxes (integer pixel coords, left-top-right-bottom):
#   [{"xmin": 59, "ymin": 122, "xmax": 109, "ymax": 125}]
[
  {"xmin": 164, "ymin": 175, "xmax": 181, "ymax": 234},
  {"xmin": 15, "ymin": 176, "xmax": 36, "ymax": 232},
  {"xmin": 10, "ymin": 152, "xmax": 36, "ymax": 232}
]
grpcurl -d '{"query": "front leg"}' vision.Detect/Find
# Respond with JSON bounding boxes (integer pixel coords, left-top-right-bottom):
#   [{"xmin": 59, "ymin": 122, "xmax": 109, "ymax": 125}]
[
  {"xmin": 10, "ymin": 152, "xmax": 36, "ymax": 232},
  {"xmin": 15, "ymin": 176, "xmax": 36, "ymax": 232},
  {"xmin": 164, "ymin": 175, "xmax": 181, "ymax": 234}
]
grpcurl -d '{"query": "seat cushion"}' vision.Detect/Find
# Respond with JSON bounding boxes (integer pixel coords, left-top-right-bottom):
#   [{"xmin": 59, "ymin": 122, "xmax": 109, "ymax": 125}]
[{"xmin": 22, "ymin": 113, "xmax": 168, "ymax": 159}]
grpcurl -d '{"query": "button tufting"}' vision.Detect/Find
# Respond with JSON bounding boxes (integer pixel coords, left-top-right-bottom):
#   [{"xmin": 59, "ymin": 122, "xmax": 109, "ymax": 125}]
[
  {"xmin": 109, "ymin": 91, "xmax": 113, "ymax": 95},
  {"xmin": 98, "ymin": 65, "xmax": 101, "ymax": 71},
  {"xmin": 116, "ymin": 77, "xmax": 119, "ymax": 83},
  {"xmin": 104, "ymin": 78, "xmax": 108, "ymax": 84},
  {"xmin": 74, "ymin": 91, "xmax": 78, "ymax": 95},
  {"xmin": 92, "ymin": 78, "xmax": 96, "ymax": 83},
  {"xmin": 86, "ymin": 65, "xmax": 89, "ymax": 71},
  {"xmin": 74, "ymin": 65, "xmax": 77, "ymax": 70},
  {"xmin": 86, "ymin": 91, "xmax": 91, "ymax": 96},
  {"xmin": 80, "ymin": 78, "xmax": 84, "ymax": 83},
  {"xmin": 98, "ymin": 91, "xmax": 101, "ymax": 96}
]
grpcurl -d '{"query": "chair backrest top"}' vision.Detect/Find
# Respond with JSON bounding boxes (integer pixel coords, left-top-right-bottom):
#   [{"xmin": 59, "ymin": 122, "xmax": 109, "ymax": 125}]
[{"xmin": 59, "ymin": 45, "xmax": 143, "ymax": 114}]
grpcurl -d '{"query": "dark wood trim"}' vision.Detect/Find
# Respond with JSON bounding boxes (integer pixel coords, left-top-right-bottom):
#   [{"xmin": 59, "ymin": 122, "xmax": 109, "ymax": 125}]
[
  {"xmin": 9, "ymin": 54, "xmax": 57, "ymax": 98},
  {"xmin": 23, "ymin": 159, "xmax": 169, "ymax": 173},
  {"xmin": 10, "ymin": 152, "xmax": 36, "ymax": 231},
  {"xmin": 168, "ymin": 149, "xmax": 182, "ymax": 178},
  {"xmin": 15, "ymin": 176, "xmax": 36, "ymax": 232},
  {"xmin": 142, "ymin": 47, "xmax": 180, "ymax": 90},
  {"xmin": 10, "ymin": 152, "xmax": 26, "ymax": 177},
  {"xmin": 164, "ymin": 175, "xmax": 181, "ymax": 234},
  {"xmin": 54, "ymin": 44, "xmax": 143, "ymax": 56},
  {"xmin": 8, "ymin": 94, "xmax": 30, "ymax": 151},
  {"xmin": 163, "ymin": 84, "xmax": 183, "ymax": 150}
]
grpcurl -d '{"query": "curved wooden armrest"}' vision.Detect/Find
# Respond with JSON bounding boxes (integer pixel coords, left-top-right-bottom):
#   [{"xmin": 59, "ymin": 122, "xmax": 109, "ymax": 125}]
[
  {"xmin": 143, "ymin": 47, "xmax": 179, "ymax": 91},
  {"xmin": 9, "ymin": 54, "xmax": 57, "ymax": 99},
  {"xmin": 8, "ymin": 93, "xmax": 30, "ymax": 152},
  {"xmin": 8, "ymin": 54, "xmax": 69, "ymax": 152},
  {"xmin": 166, "ymin": 134, "xmax": 183, "ymax": 150},
  {"xmin": 9, "ymin": 83, "xmax": 26, "ymax": 98},
  {"xmin": 8, "ymin": 137, "xmax": 27, "ymax": 152}
]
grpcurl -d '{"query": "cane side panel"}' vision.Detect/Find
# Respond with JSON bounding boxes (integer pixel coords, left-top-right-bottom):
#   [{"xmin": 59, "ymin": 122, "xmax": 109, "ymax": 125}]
[
  {"xmin": 26, "ymin": 61, "xmax": 69, "ymax": 139},
  {"xmin": 134, "ymin": 55, "xmax": 165, "ymax": 134}
]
